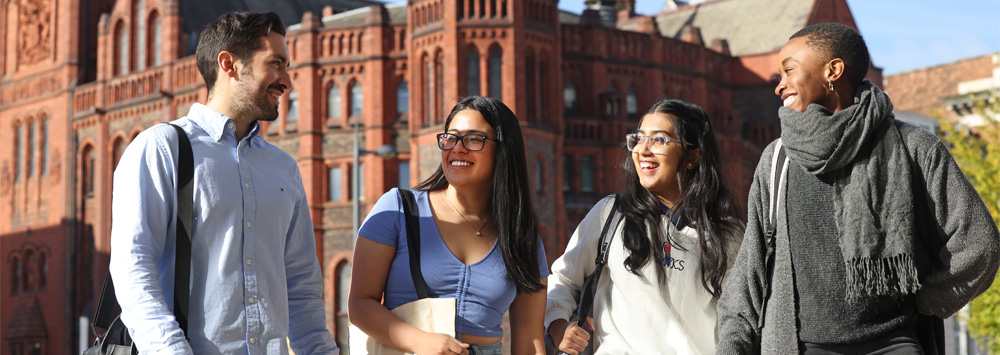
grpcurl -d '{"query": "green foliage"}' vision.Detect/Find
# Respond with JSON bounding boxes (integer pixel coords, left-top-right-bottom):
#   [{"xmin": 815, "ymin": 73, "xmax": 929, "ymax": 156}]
[{"xmin": 938, "ymin": 93, "xmax": 1000, "ymax": 353}]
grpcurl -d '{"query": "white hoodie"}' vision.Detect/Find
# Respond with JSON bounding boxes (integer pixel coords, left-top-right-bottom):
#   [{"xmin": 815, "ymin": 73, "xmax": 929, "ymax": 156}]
[{"xmin": 546, "ymin": 195, "xmax": 722, "ymax": 355}]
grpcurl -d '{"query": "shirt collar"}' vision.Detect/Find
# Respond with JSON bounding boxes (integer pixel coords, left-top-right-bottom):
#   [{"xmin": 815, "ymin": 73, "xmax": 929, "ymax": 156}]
[
  {"xmin": 659, "ymin": 202, "xmax": 686, "ymax": 230},
  {"xmin": 187, "ymin": 103, "xmax": 262, "ymax": 146}
]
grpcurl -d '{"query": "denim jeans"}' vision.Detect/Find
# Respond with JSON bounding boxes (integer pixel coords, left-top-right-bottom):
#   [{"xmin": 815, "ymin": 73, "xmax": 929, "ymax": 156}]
[{"xmin": 468, "ymin": 342, "xmax": 503, "ymax": 355}]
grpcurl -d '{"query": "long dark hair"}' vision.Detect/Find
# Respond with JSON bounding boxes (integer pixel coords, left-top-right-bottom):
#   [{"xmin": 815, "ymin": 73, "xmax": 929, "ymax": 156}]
[
  {"xmin": 617, "ymin": 99, "xmax": 744, "ymax": 298},
  {"xmin": 414, "ymin": 96, "xmax": 544, "ymax": 294}
]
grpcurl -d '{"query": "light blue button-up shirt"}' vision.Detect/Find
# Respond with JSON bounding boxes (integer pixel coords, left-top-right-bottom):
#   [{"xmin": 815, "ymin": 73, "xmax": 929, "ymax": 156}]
[{"xmin": 109, "ymin": 103, "xmax": 337, "ymax": 354}]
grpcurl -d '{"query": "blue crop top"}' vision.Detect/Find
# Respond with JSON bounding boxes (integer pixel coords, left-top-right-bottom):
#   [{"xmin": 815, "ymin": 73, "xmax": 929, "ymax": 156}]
[{"xmin": 358, "ymin": 188, "xmax": 550, "ymax": 338}]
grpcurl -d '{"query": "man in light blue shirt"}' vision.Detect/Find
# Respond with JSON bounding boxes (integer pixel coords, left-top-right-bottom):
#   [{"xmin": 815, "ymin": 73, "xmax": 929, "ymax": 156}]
[{"xmin": 109, "ymin": 12, "xmax": 339, "ymax": 354}]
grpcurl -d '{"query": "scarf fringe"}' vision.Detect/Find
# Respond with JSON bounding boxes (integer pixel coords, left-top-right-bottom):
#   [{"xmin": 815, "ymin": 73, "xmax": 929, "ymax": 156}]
[{"xmin": 844, "ymin": 254, "xmax": 921, "ymax": 301}]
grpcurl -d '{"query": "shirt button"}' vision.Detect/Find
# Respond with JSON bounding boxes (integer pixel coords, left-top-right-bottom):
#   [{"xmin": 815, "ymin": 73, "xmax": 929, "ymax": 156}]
[
  {"xmin": 228, "ymin": 122, "xmax": 235, "ymax": 129},
  {"xmin": 246, "ymin": 221, "xmax": 252, "ymax": 228},
  {"xmin": 246, "ymin": 259, "xmax": 252, "ymax": 265},
  {"xmin": 245, "ymin": 183, "xmax": 250, "ymax": 189},
  {"xmin": 248, "ymin": 297, "xmax": 255, "ymax": 303},
  {"xmin": 249, "ymin": 337, "xmax": 255, "ymax": 344}
]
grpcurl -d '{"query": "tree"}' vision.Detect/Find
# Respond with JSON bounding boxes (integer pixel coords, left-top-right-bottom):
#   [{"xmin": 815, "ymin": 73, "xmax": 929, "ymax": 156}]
[{"xmin": 938, "ymin": 92, "xmax": 1000, "ymax": 353}]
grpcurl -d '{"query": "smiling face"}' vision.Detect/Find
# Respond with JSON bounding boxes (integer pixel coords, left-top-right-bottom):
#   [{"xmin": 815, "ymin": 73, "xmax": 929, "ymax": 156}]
[
  {"xmin": 774, "ymin": 36, "xmax": 838, "ymax": 113},
  {"xmin": 632, "ymin": 113, "xmax": 696, "ymax": 206},
  {"xmin": 231, "ymin": 31, "xmax": 292, "ymax": 121},
  {"xmin": 441, "ymin": 109, "xmax": 497, "ymax": 190}
]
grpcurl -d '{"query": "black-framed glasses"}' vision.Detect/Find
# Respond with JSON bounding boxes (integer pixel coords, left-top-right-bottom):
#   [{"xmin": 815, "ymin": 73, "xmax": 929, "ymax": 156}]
[
  {"xmin": 625, "ymin": 133, "xmax": 681, "ymax": 154},
  {"xmin": 436, "ymin": 133, "xmax": 495, "ymax": 151}
]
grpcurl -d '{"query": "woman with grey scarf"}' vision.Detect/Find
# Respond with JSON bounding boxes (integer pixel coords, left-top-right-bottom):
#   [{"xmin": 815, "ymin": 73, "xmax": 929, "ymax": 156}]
[{"xmin": 716, "ymin": 23, "xmax": 1000, "ymax": 354}]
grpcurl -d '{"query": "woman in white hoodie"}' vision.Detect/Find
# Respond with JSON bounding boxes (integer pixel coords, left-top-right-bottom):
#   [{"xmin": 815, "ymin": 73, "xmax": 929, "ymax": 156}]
[{"xmin": 546, "ymin": 99, "xmax": 744, "ymax": 354}]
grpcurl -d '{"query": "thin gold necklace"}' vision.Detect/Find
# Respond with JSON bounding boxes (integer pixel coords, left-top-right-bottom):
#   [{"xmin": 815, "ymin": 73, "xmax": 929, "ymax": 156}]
[{"xmin": 444, "ymin": 192, "xmax": 488, "ymax": 237}]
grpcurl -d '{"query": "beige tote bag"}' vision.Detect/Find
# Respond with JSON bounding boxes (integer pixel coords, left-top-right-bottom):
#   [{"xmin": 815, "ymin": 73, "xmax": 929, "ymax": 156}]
[{"xmin": 349, "ymin": 297, "xmax": 457, "ymax": 355}]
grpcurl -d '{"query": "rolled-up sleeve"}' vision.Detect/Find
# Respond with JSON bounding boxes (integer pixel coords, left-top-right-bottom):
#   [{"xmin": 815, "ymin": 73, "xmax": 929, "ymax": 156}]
[{"xmin": 109, "ymin": 125, "xmax": 194, "ymax": 353}]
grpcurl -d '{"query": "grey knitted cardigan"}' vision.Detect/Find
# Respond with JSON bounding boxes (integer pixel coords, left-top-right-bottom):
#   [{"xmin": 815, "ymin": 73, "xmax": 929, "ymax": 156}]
[{"xmin": 716, "ymin": 122, "xmax": 1000, "ymax": 354}]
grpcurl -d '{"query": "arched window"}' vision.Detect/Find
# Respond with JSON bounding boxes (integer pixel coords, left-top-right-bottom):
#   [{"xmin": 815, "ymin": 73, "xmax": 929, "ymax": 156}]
[
  {"xmin": 466, "ymin": 49, "xmax": 480, "ymax": 96},
  {"xmin": 397, "ymin": 81, "xmax": 409, "ymax": 115},
  {"xmin": 26, "ymin": 119, "xmax": 34, "ymax": 177},
  {"xmin": 626, "ymin": 86, "xmax": 638, "ymax": 119},
  {"xmin": 539, "ymin": 57, "xmax": 548, "ymax": 119},
  {"xmin": 335, "ymin": 261, "xmax": 353, "ymax": 353},
  {"xmin": 15, "ymin": 121, "xmax": 22, "ymax": 181},
  {"xmin": 23, "ymin": 250, "xmax": 34, "ymax": 292},
  {"xmin": 135, "ymin": 0, "xmax": 146, "ymax": 71},
  {"xmin": 350, "ymin": 81, "xmax": 363, "ymax": 117},
  {"xmin": 436, "ymin": 51, "xmax": 445, "ymax": 120},
  {"xmin": 150, "ymin": 11, "xmax": 162, "ymax": 66},
  {"xmin": 41, "ymin": 118, "xmax": 48, "ymax": 175},
  {"xmin": 328, "ymin": 83, "xmax": 341, "ymax": 119},
  {"xmin": 535, "ymin": 159, "xmax": 543, "ymax": 193},
  {"xmin": 114, "ymin": 20, "xmax": 128, "ymax": 75},
  {"xmin": 83, "ymin": 145, "xmax": 95, "ymax": 197},
  {"xmin": 328, "ymin": 166, "xmax": 342, "ymax": 202},
  {"xmin": 488, "ymin": 46, "xmax": 502, "ymax": 101},
  {"xmin": 525, "ymin": 50, "xmax": 536, "ymax": 120},
  {"xmin": 424, "ymin": 54, "xmax": 432, "ymax": 124},
  {"xmin": 112, "ymin": 137, "xmax": 127, "ymax": 171},
  {"xmin": 10, "ymin": 257, "xmax": 19, "ymax": 295},
  {"xmin": 287, "ymin": 90, "xmax": 299, "ymax": 123},
  {"xmin": 604, "ymin": 85, "xmax": 618, "ymax": 117},
  {"xmin": 564, "ymin": 80, "xmax": 577, "ymax": 115},
  {"xmin": 38, "ymin": 253, "xmax": 47, "ymax": 291}
]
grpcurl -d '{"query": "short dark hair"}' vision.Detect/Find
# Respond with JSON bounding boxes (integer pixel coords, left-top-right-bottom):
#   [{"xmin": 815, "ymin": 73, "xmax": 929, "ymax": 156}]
[
  {"xmin": 414, "ymin": 96, "xmax": 544, "ymax": 294},
  {"xmin": 790, "ymin": 23, "xmax": 870, "ymax": 88},
  {"xmin": 195, "ymin": 12, "xmax": 286, "ymax": 96}
]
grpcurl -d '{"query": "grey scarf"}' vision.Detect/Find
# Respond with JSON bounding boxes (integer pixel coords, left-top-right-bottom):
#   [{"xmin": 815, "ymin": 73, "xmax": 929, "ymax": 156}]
[{"xmin": 778, "ymin": 81, "xmax": 920, "ymax": 301}]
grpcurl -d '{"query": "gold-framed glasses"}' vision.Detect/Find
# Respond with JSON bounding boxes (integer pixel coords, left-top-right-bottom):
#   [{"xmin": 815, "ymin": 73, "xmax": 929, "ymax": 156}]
[
  {"xmin": 436, "ymin": 133, "xmax": 495, "ymax": 151},
  {"xmin": 625, "ymin": 133, "xmax": 681, "ymax": 154}
]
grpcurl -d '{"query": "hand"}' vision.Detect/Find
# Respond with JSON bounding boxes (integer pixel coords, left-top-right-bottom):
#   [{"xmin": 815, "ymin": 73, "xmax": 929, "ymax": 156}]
[
  {"xmin": 549, "ymin": 317, "xmax": 595, "ymax": 355},
  {"xmin": 411, "ymin": 332, "xmax": 470, "ymax": 355}
]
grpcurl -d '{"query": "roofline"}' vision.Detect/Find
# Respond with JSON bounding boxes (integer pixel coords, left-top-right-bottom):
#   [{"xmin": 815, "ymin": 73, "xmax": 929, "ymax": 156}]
[{"xmin": 885, "ymin": 51, "xmax": 1000, "ymax": 78}]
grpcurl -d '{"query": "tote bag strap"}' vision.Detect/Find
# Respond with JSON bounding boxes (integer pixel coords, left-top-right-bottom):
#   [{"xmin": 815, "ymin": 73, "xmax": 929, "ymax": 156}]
[
  {"xmin": 398, "ymin": 189, "xmax": 430, "ymax": 299},
  {"xmin": 574, "ymin": 194, "xmax": 623, "ymax": 327}
]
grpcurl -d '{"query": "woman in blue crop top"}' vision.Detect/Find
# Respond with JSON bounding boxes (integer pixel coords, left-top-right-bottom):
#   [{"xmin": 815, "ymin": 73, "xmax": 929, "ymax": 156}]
[{"xmin": 350, "ymin": 96, "xmax": 549, "ymax": 355}]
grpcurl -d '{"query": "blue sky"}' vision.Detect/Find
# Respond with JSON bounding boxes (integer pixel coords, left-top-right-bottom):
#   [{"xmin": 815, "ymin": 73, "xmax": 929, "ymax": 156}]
[{"xmin": 555, "ymin": 0, "xmax": 1000, "ymax": 75}]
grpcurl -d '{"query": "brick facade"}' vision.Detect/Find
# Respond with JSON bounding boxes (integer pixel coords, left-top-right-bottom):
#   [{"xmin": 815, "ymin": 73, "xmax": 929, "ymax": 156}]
[{"xmin": 0, "ymin": 0, "xmax": 875, "ymax": 352}]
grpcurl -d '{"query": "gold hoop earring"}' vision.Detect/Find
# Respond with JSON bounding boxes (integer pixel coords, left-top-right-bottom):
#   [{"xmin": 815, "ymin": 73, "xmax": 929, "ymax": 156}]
[{"xmin": 828, "ymin": 81, "xmax": 834, "ymax": 91}]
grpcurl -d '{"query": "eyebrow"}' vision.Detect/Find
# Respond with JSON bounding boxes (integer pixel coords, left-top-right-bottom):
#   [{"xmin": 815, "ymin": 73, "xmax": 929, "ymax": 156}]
[
  {"xmin": 446, "ymin": 129, "xmax": 490, "ymax": 136},
  {"xmin": 636, "ymin": 129, "xmax": 672, "ymax": 135},
  {"xmin": 781, "ymin": 57, "xmax": 798, "ymax": 67},
  {"xmin": 272, "ymin": 54, "xmax": 289, "ymax": 68}
]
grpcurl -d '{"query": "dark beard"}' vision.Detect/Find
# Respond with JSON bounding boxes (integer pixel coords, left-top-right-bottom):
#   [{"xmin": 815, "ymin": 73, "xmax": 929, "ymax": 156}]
[{"xmin": 232, "ymin": 68, "xmax": 280, "ymax": 122}]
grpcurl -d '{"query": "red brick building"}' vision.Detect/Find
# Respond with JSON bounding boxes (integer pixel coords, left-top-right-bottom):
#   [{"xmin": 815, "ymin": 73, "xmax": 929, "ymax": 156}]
[
  {"xmin": 885, "ymin": 52, "xmax": 999, "ymax": 128},
  {"xmin": 0, "ymin": 0, "xmax": 879, "ymax": 352}
]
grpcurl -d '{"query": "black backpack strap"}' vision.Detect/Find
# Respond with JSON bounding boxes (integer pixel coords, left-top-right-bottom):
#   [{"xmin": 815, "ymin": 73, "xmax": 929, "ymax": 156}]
[
  {"xmin": 92, "ymin": 273, "xmax": 119, "ymax": 331},
  {"xmin": 167, "ymin": 123, "xmax": 194, "ymax": 337},
  {"xmin": 575, "ymin": 194, "xmax": 623, "ymax": 327},
  {"xmin": 398, "ymin": 189, "xmax": 430, "ymax": 299},
  {"xmin": 759, "ymin": 140, "xmax": 788, "ymax": 332}
]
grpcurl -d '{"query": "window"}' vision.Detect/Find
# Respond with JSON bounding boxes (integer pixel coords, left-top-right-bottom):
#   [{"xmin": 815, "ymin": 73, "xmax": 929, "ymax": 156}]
[
  {"xmin": 535, "ymin": 159, "xmax": 543, "ymax": 193},
  {"xmin": 287, "ymin": 90, "xmax": 299, "ymax": 123},
  {"xmin": 581, "ymin": 155, "xmax": 594, "ymax": 192},
  {"xmin": 425, "ymin": 57, "xmax": 433, "ymax": 123},
  {"xmin": 11, "ymin": 257, "xmax": 19, "ymax": 295},
  {"xmin": 84, "ymin": 146, "xmax": 95, "ymax": 197},
  {"xmin": 135, "ymin": 0, "xmax": 146, "ymax": 71},
  {"xmin": 437, "ymin": 53, "xmax": 445, "ymax": 117},
  {"xmin": 328, "ymin": 83, "xmax": 341, "ymax": 119},
  {"xmin": 26, "ymin": 120, "xmax": 34, "ymax": 177},
  {"xmin": 112, "ymin": 138, "xmax": 127, "ymax": 171},
  {"xmin": 489, "ymin": 47, "xmax": 502, "ymax": 101},
  {"xmin": 23, "ymin": 250, "xmax": 34, "ymax": 292},
  {"xmin": 151, "ymin": 12, "xmax": 162, "ymax": 66},
  {"xmin": 357, "ymin": 163, "xmax": 365, "ymax": 201},
  {"xmin": 38, "ymin": 253, "xmax": 47, "ymax": 291},
  {"xmin": 539, "ymin": 58, "xmax": 547, "ymax": 119},
  {"xmin": 397, "ymin": 81, "xmax": 409, "ymax": 115},
  {"xmin": 526, "ymin": 52, "xmax": 536, "ymax": 119},
  {"xmin": 563, "ymin": 154, "xmax": 572, "ymax": 191},
  {"xmin": 328, "ymin": 166, "xmax": 342, "ymax": 202},
  {"xmin": 467, "ymin": 50, "xmax": 480, "ymax": 96},
  {"xmin": 41, "ymin": 119, "xmax": 48, "ymax": 174},
  {"xmin": 15, "ymin": 122, "xmax": 22, "ymax": 180},
  {"xmin": 115, "ymin": 21, "xmax": 128, "ymax": 75},
  {"xmin": 626, "ymin": 86, "xmax": 638, "ymax": 119},
  {"xmin": 398, "ymin": 161, "xmax": 410, "ymax": 189},
  {"xmin": 335, "ymin": 262, "xmax": 353, "ymax": 353},
  {"xmin": 564, "ymin": 81, "xmax": 577, "ymax": 115},
  {"xmin": 350, "ymin": 82, "xmax": 363, "ymax": 117}
]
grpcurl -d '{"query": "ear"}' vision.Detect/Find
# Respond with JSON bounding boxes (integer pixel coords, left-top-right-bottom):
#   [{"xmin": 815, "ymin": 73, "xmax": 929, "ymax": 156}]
[
  {"xmin": 825, "ymin": 58, "xmax": 846, "ymax": 83},
  {"xmin": 685, "ymin": 148, "xmax": 700, "ymax": 170},
  {"xmin": 217, "ymin": 51, "xmax": 239, "ymax": 79}
]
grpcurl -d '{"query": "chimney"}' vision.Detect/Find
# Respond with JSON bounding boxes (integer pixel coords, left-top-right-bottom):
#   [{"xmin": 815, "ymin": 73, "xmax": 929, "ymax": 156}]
[
  {"xmin": 710, "ymin": 38, "xmax": 730, "ymax": 56},
  {"xmin": 300, "ymin": 11, "xmax": 319, "ymax": 31},
  {"xmin": 616, "ymin": 0, "xmax": 635, "ymax": 22},
  {"xmin": 680, "ymin": 24, "xmax": 703, "ymax": 46},
  {"xmin": 322, "ymin": 6, "xmax": 335, "ymax": 18},
  {"xmin": 365, "ymin": 4, "xmax": 390, "ymax": 26},
  {"xmin": 580, "ymin": 9, "xmax": 603, "ymax": 27},
  {"xmin": 585, "ymin": 0, "xmax": 617, "ymax": 27}
]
